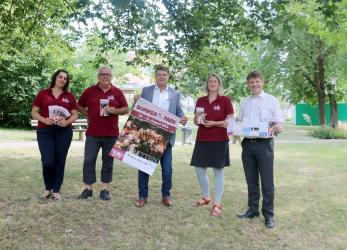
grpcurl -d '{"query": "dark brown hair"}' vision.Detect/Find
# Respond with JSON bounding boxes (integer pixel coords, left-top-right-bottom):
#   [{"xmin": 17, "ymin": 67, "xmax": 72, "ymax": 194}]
[
  {"xmin": 49, "ymin": 69, "xmax": 70, "ymax": 91},
  {"xmin": 246, "ymin": 70, "xmax": 263, "ymax": 81},
  {"xmin": 155, "ymin": 65, "xmax": 169, "ymax": 74}
]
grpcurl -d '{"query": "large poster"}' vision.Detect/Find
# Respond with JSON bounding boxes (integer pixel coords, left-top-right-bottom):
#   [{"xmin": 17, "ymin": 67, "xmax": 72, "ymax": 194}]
[{"xmin": 109, "ymin": 98, "xmax": 180, "ymax": 175}]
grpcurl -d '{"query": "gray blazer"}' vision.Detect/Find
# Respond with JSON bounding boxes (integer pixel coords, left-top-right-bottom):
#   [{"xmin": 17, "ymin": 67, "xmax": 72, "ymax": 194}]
[{"xmin": 141, "ymin": 85, "xmax": 184, "ymax": 146}]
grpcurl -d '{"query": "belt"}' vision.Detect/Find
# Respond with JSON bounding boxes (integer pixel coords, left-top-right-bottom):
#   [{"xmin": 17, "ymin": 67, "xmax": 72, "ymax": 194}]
[{"xmin": 243, "ymin": 137, "xmax": 273, "ymax": 143}]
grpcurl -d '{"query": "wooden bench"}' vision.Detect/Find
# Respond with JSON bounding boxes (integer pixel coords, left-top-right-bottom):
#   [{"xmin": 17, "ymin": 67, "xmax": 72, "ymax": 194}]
[{"xmin": 30, "ymin": 119, "xmax": 88, "ymax": 141}]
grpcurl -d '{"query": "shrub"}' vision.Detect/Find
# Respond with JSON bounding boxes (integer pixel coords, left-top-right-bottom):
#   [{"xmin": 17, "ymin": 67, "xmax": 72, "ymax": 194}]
[{"xmin": 312, "ymin": 127, "xmax": 347, "ymax": 139}]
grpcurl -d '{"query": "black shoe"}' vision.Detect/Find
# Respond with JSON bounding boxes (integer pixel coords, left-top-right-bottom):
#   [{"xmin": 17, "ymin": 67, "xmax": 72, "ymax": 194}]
[
  {"xmin": 78, "ymin": 189, "xmax": 93, "ymax": 200},
  {"xmin": 265, "ymin": 217, "xmax": 275, "ymax": 228},
  {"xmin": 99, "ymin": 189, "xmax": 111, "ymax": 201},
  {"xmin": 236, "ymin": 210, "xmax": 260, "ymax": 219}
]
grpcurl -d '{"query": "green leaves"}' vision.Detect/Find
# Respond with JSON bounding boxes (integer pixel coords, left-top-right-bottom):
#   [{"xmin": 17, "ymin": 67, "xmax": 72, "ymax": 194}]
[{"xmin": 1, "ymin": 0, "xmax": 346, "ymax": 127}]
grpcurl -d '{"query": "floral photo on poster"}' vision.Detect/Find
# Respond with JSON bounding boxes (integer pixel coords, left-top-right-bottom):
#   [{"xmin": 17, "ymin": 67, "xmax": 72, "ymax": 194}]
[
  {"xmin": 109, "ymin": 98, "xmax": 180, "ymax": 175},
  {"xmin": 115, "ymin": 116, "xmax": 172, "ymax": 163}
]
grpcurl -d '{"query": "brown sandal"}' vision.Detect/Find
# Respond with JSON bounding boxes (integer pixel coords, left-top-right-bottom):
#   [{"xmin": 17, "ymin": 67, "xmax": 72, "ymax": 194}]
[
  {"xmin": 135, "ymin": 199, "xmax": 147, "ymax": 208},
  {"xmin": 210, "ymin": 204, "xmax": 222, "ymax": 217},
  {"xmin": 39, "ymin": 191, "xmax": 52, "ymax": 200},
  {"xmin": 193, "ymin": 197, "xmax": 211, "ymax": 206}
]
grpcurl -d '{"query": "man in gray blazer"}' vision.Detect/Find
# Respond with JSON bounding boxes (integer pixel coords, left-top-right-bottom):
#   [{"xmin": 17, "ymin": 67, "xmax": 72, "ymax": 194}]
[{"xmin": 136, "ymin": 65, "xmax": 188, "ymax": 207}]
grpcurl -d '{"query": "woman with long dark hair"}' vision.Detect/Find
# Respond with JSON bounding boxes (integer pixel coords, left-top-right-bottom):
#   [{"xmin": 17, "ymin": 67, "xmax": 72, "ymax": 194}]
[{"xmin": 31, "ymin": 69, "xmax": 78, "ymax": 200}]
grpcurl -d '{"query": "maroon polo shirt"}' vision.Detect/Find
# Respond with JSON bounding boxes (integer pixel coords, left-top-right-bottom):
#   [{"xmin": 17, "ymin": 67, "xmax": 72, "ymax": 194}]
[
  {"xmin": 78, "ymin": 84, "xmax": 128, "ymax": 137},
  {"xmin": 32, "ymin": 88, "xmax": 77, "ymax": 128},
  {"xmin": 195, "ymin": 95, "xmax": 234, "ymax": 142}
]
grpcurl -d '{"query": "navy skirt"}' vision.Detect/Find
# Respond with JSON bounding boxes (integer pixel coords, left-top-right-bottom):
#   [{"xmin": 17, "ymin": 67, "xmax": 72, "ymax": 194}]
[{"xmin": 190, "ymin": 141, "xmax": 230, "ymax": 168}]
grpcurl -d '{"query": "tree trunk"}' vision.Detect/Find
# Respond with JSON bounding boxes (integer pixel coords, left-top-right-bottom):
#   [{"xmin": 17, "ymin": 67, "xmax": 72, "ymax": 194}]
[
  {"xmin": 316, "ymin": 52, "xmax": 326, "ymax": 127},
  {"xmin": 317, "ymin": 92, "xmax": 326, "ymax": 127},
  {"xmin": 328, "ymin": 93, "xmax": 338, "ymax": 128}
]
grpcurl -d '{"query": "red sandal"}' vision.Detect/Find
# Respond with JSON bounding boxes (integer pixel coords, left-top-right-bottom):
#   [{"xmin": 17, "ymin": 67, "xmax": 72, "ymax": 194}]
[
  {"xmin": 193, "ymin": 197, "xmax": 211, "ymax": 206},
  {"xmin": 210, "ymin": 204, "xmax": 222, "ymax": 217}
]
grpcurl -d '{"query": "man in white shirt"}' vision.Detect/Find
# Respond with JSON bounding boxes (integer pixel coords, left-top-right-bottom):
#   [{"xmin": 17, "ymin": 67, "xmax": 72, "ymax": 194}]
[
  {"xmin": 135, "ymin": 65, "xmax": 188, "ymax": 208},
  {"xmin": 237, "ymin": 70, "xmax": 284, "ymax": 229}
]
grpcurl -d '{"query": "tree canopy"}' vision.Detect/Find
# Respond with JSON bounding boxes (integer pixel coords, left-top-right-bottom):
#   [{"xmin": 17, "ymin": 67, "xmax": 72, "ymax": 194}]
[{"xmin": 1, "ymin": 0, "xmax": 347, "ymax": 127}]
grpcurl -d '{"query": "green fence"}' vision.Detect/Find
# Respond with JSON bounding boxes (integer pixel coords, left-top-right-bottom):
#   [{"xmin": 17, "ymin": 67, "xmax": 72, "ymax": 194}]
[{"xmin": 295, "ymin": 103, "xmax": 347, "ymax": 125}]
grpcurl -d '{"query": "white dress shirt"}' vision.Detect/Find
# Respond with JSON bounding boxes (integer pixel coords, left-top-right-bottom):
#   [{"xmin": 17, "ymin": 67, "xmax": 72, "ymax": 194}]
[
  {"xmin": 239, "ymin": 91, "xmax": 284, "ymax": 124},
  {"xmin": 152, "ymin": 85, "xmax": 170, "ymax": 111}
]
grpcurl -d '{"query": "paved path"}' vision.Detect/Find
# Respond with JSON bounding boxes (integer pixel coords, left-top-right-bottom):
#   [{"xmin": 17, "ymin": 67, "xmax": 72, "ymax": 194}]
[
  {"xmin": 1, "ymin": 124, "xmax": 347, "ymax": 148},
  {"xmin": 0, "ymin": 141, "xmax": 85, "ymax": 149},
  {"xmin": 276, "ymin": 139, "xmax": 347, "ymax": 144},
  {"xmin": 1, "ymin": 137, "xmax": 347, "ymax": 149}
]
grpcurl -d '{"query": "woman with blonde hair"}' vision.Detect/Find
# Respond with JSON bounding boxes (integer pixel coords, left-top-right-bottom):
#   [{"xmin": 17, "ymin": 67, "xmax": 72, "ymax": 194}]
[{"xmin": 190, "ymin": 73, "xmax": 234, "ymax": 216}]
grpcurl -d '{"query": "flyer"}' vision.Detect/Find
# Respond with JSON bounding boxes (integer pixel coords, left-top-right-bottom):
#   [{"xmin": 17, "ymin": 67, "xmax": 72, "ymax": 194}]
[
  {"xmin": 48, "ymin": 105, "xmax": 70, "ymax": 119},
  {"xmin": 100, "ymin": 99, "xmax": 109, "ymax": 116},
  {"xmin": 227, "ymin": 117, "xmax": 272, "ymax": 137}
]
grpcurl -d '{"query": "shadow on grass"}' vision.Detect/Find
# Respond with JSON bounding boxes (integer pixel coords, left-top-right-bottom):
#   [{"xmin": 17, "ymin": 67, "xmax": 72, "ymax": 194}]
[{"xmin": 0, "ymin": 144, "xmax": 346, "ymax": 249}]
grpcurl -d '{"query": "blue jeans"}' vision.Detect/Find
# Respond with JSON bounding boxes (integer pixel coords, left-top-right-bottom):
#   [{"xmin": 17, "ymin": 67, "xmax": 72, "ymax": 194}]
[
  {"xmin": 37, "ymin": 126, "xmax": 73, "ymax": 193},
  {"xmin": 138, "ymin": 144, "xmax": 173, "ymax": 199}
]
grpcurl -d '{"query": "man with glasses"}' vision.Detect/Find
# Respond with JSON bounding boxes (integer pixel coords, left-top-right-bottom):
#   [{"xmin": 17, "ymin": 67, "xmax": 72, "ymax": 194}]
[{"xmin": 77, "ymin": 66, "xmax": 129, "ymax": 200}]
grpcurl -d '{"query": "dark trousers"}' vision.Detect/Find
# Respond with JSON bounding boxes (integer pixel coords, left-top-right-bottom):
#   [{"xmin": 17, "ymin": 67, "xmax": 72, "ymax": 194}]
[
  {"xmin": 82, "ymin": 136, "xmax": 117, "ymax": 185},
  {"xmin": 241, "ymin": 138, "xmax": 275, "ymax": 218},
  {"xmin": 138, "ymin": 144, "xmax": 173, "ymax": 199},
  {"xmin": 37, "ymin": 126, "xmax": 73, "ymax": 193}
]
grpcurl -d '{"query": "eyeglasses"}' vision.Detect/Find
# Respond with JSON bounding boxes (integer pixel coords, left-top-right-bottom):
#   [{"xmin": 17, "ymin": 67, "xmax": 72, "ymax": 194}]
[{"xmin": 99, "ymin": 73, "xmax": 112, "ymax": 77}]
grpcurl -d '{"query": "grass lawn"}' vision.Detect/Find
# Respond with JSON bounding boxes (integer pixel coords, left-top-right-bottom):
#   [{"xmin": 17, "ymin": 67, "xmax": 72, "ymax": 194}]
[
  {"xmin": 0, "ymin": 128, "xmax": 37, "ymax": 141},
  {"xmin": 0, "ymin": 128, "xmax": 83, "ymax": 142},
  {"xmin": 0, "ymin": 129, "xmax": 347, "ymax": 249},
  {"xmin": 276, "ymin": 122, "xmax": 315, "ymax": 141}
]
